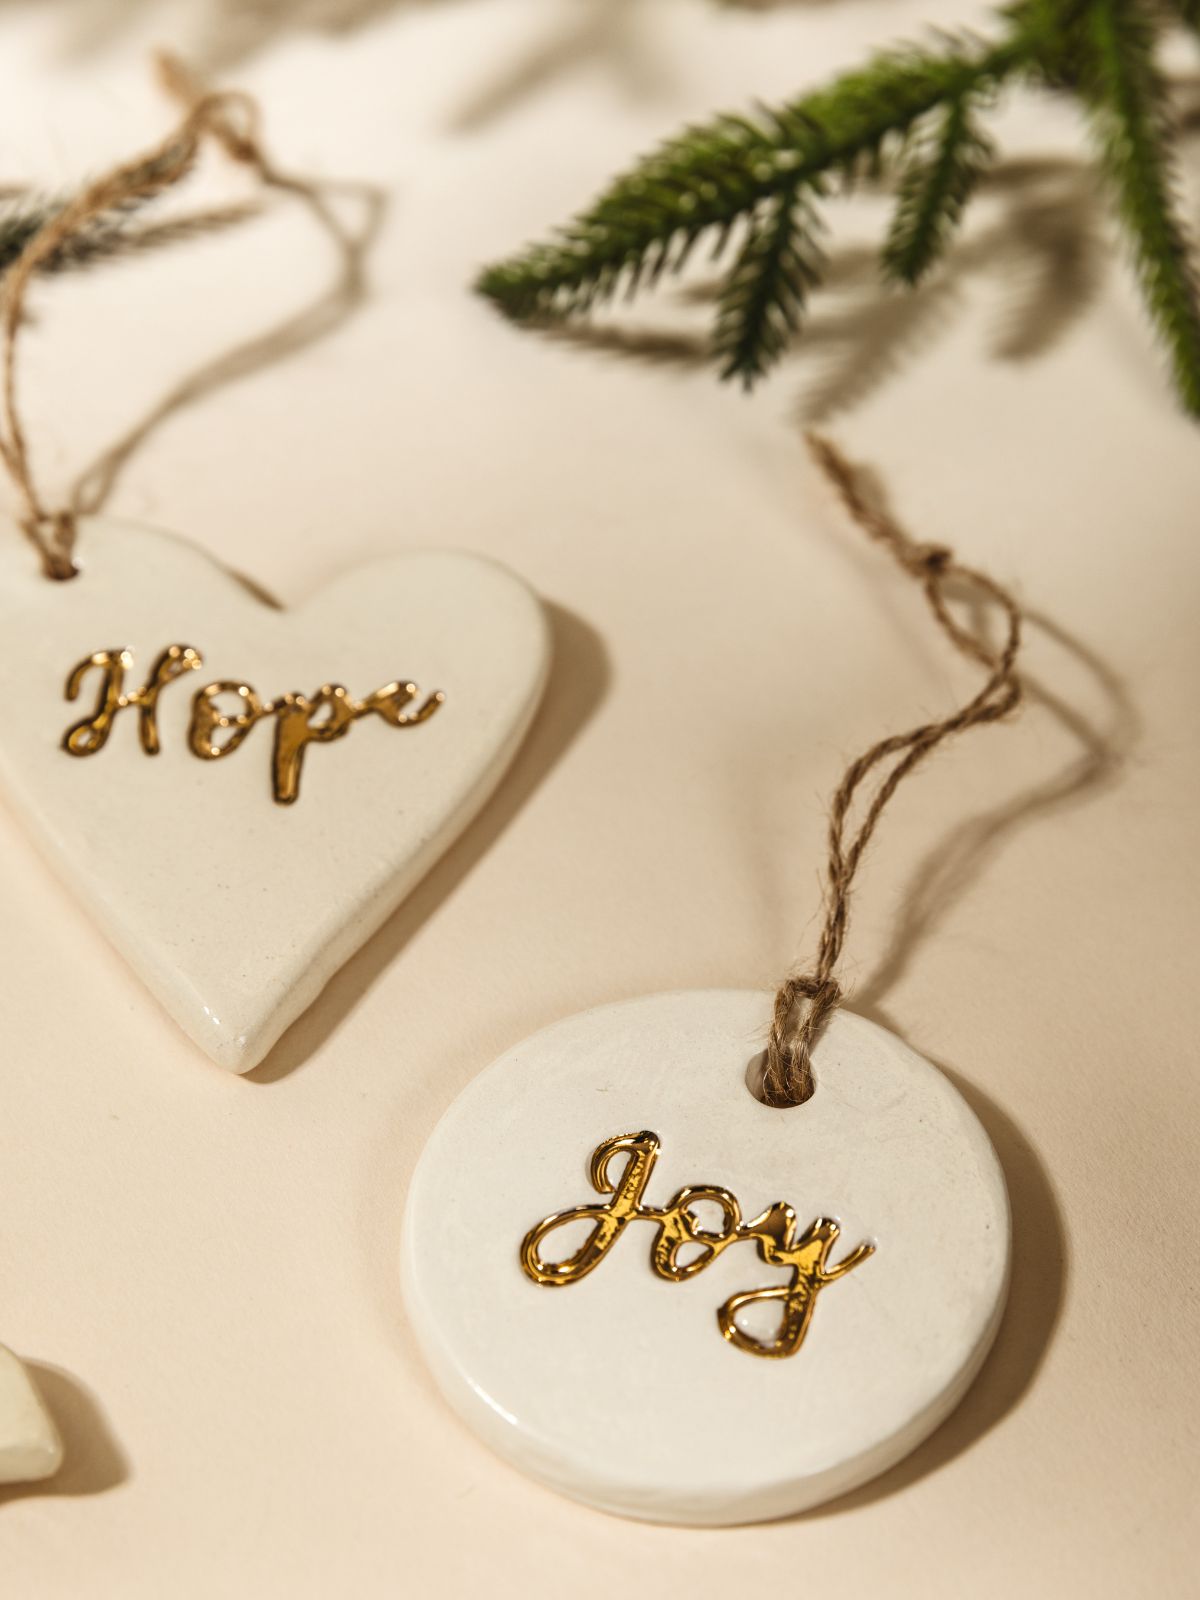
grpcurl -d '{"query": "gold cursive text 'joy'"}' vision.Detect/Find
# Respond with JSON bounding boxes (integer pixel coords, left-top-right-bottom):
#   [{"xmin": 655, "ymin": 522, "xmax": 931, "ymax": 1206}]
[
  {"xmin": 521, "ymin": 1131, "xmax": 874, "ymax": 1360},
  {"xmin": 61, "ymin": 645, "xmax": 444, "ymax": 805}
]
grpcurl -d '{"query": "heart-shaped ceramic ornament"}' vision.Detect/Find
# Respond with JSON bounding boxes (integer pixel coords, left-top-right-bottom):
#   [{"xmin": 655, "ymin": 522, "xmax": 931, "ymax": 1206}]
[{"xmin": 0, "ymin": 518, "xmax": 549, "ymax": 1071}]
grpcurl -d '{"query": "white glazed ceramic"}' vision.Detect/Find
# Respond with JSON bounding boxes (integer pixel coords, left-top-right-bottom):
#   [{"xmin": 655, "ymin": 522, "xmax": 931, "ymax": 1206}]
[
  {"xmin": 0, "ymin": 1344, "xmax": 63, "ymax": 1484},
  {"xmin": 402, "ymin": 990, "xmax": 1010, "ymax": 1525},
  {"xmin": 0, "ymin": 519, "xmax": 549, "ymax": 1071}
]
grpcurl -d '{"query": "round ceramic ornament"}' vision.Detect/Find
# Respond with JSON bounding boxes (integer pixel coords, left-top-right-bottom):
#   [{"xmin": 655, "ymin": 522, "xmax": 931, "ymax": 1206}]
[
  {"xmin": 402, "ymin": 434, "xmax": 1031, "ymax": 1524},
  {"xmin": 402, "ymin": 990, "xmax": 1008, "ymax": 1525}
]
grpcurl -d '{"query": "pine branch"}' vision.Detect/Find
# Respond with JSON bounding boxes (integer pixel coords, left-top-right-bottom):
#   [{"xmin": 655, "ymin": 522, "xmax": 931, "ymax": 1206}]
[
  {"xmin": 477, "ymin": 30, "xmax": 1034, "ymax": 323},
  {"xmin": 882, "ymin": 97, "xmax": 995, "ymax": 285},
  {"xmin": 476, "ymin": 0, "xmax": 1200, "ymax": 417},
  {"xmin": 713, "ymin": 186, "xmax": 824, "ymax": 387},
  {"xmin": 0, "ymin": 139, "xmax": 235, "ymax": 281},
  {"xmin": 0, "ymin": 198, "xmax": 58, "ymax": 272},
  {"xmin": 1080, "ymin": 0, "xmax": 1200, "ymax": 413},
  {"xmin": 0, "ymin": 193, "xmax": 157, "ymax": 277}
]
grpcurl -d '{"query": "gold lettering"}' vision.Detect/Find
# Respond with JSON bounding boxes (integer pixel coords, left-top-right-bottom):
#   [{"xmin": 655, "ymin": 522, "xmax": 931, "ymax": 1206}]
[
  {"xmin": 717, "ymin": 1207, "xmax": 876, "ymax": 1360},
  {"xmin": 188, "ymin": 681, "xmax": 268, "ymax": 760},
  {"xmin": 520, "ymin": 1131, "xmax": 875, "ymax": 1360},
  {"xmin": 63, "ymin": 649, "xmax": 132, "ymax": 756},
  {"xmin": 270, "ymin": 681, "xmax": 446, "ymax": 803},
  {"xmin": 649, "ymin": 1185, "xmax": 742, "ymax": 1281},
  {"xmin": 62, "ymin": 645, "xmax": 445, "ymax": 805},
  {"xmin": 270, "ymin": 686, "xmax": 358, "ymax": 806},
  {"xmin": 63, "ymin": 644, "xmax": 202, "ymax": 756},
  {"xmin": 136, "ymin": 645, "xmax": 205, "ymax": 754},
  {"xmin": 521, "ymin": 1132, "xmax": 661, "ymax": 1285},
  {"xmin": 363, "ymin": 680, "xmax": 446, "ymax": 728}
]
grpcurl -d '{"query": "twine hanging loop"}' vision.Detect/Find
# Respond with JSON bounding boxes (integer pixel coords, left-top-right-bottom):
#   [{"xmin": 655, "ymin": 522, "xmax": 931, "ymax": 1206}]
[
  {"xmin": 761, "ymin": 432, "xmax": 1024, "ymax": 1109},
  {"xmin": 0, "ymin": 55, "xmax": 298, "ymax": 580}
]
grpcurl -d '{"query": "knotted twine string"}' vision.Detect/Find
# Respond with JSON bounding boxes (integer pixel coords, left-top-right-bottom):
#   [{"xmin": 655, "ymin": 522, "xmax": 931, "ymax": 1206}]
[
  {"xmin": 762, "ymin": 432, "xmax": 1023, "ymax": 1108},
  {"xmin": 0, "ymin": 53, "xmax": 311, "ymax": 581}
]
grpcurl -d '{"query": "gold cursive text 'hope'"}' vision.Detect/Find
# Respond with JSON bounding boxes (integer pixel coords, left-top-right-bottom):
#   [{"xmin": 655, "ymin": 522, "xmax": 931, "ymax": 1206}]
[
  {"xmin": 521, "ymin": 1131, "xmax": 874, "ymax": 1360},
  {"xmin": 61, "ymin": 644, "xmax": 444, "ymax": 805}
]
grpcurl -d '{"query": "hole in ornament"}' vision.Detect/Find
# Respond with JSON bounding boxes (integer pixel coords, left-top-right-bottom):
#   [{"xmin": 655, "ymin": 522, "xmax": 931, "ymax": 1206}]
[{"xmin": 744, "ymin": 1050, "xmax": 817, "ymax": 1108}]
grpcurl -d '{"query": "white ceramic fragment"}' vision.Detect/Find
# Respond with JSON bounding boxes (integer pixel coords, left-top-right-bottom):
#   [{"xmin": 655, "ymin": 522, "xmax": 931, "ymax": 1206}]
[
  {"xmin": 402, "ymin": 990, "xmax": 1010, "ymax": 1526},
  {"xmin": 0, "ymin": 519, "xmax": 549, "ymax": 1071},
  {"xmin": 0, "ymin": 1345, "xmax": 63, "ymax": 1484}
]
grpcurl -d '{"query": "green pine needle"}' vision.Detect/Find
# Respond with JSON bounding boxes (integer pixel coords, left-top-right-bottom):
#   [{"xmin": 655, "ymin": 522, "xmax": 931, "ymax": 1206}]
[
  {"xmin": 0, "ymin": 192, "xmax": 157, "ymax": 277},
  {"xmin": 1080, "ymin": 0, "xmax": 1200, "ymax": 414},
  {"xmin": 714, "ymin": 186, "xmax": 825, "ymax": 387},
  {"xmin": 0, "ymin": 198, "xmax": 62, "ymax": 272},
  {"xmin": 882, "ymin": 98, "xmax": 994, "ymax": 286}
]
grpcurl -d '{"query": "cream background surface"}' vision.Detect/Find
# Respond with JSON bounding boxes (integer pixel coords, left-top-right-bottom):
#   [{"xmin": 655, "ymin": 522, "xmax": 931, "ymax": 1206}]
[{"xmin": 0, "ymin": 1, "xmax": 1195, "ymax": 1595}]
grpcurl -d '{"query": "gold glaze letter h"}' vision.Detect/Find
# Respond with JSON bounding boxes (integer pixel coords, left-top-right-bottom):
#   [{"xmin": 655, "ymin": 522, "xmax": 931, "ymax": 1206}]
[{"xmin": 63, "ymin": 645, "xmax": 203, "ymax": 757}]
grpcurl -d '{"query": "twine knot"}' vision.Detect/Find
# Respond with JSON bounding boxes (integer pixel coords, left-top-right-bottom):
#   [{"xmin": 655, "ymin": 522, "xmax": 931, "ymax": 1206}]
[
  {"xmin": 198, "ymin": 93, "xmax": 263, "ymax": 167},
  {"xmin": 916, "ymin": 541, "xmax": 951, "ymax": 574}
]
